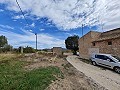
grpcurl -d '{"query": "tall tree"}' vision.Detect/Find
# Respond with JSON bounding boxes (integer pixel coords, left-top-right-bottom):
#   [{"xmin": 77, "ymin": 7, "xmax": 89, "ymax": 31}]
[
  {"xmin": 65, "ymin": 35, "xmax": 79, "ymax": 55},
  {"xmin": 0, "ymin": 35, "xmax": 8, "ymax": 47}
]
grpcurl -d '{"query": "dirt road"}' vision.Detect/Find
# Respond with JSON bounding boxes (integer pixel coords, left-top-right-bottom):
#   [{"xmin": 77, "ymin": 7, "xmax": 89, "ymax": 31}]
[{"xmin": 67, "ymin": 55, "xmax": 120, "ymax": 90}]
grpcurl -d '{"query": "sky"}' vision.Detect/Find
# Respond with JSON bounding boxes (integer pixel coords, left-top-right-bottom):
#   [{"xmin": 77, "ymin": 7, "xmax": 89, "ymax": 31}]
[{"xmin": 0, "ymin": 0, "xmax": 120, "ymax": 49}]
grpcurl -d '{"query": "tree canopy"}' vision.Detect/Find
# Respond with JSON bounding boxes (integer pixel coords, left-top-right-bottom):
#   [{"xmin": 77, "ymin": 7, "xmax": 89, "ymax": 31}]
[
  {"xmin": 65, "ymin": 35, "xmax": 79, "ymax": 55},
  {"xmin": 0, "ymin": 35, "xmax": 8, "ymax": 47},
  {"xmin": 0, "ymin": 35, "xmax": 13, "ymax": 53}
]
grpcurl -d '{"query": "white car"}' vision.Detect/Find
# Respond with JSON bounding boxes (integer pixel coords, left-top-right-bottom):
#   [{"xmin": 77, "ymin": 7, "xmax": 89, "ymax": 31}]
[{"xmin": 90, "ymin": 53, "xmax": 120, "ymax": 73}]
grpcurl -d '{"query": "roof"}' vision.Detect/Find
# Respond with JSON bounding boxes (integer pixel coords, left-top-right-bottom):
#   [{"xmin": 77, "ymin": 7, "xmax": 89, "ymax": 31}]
[
  {"xmin": 93, "ymin": 28, "xmax": 120, "ymax": 42},
  {"xmin": 79, "ymin": 30, "xmax": 101, "ymax": 39}
]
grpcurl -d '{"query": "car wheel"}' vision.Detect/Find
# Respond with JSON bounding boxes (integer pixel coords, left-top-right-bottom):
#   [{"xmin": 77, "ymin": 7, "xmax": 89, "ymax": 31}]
[
  {"xmin": 114, "ymin": 67, "xmax": 120, "ymax": 74},
  {"xmin": 92, "ymin": 61, "xmax": 97, "ymax": 66}
]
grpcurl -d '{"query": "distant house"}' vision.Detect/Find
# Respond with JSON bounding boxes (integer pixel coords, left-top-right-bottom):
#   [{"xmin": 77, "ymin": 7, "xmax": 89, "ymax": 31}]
[
  {"xmin": 52, "ymin": 47, "xmax": 63, "ymax": 55},
  {"xmin": 79, "ymin": 28, "xmax": 120, "ymax": 59}
]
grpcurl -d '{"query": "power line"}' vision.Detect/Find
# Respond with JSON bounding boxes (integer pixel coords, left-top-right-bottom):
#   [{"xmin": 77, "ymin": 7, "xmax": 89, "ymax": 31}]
[
  {"xmin": 15, "ymin": 0, "xmax": 38, "ymax": 50},
  {"xmin": 35, "ymin": 33, "xmax": 37, "ymax": 50},
  {"xmin": 15, "ymin": 0, "xmax": 30, "ymax": 26}
]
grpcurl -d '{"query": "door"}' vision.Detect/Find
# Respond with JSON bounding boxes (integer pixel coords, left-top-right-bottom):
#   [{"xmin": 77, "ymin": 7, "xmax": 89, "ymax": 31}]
[
  {"xmin": 89, "ymin": 48, "xmax": 99, "ymax": 56},
  {"xmin": 95, "ymin": 55, "xmax": 105, "ymax": 65},
  {"xmin": 100, "ymin": 56, "xmax": 115, "ymax": 68},
  {"xmin": 95, "ymin": 55, "xmax": 114, "ymax": 68}
]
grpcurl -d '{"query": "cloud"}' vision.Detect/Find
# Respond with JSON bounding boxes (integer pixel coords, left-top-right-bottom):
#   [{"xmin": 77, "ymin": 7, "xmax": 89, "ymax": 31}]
[
  {"xmin": 0, "ymin": 0, "xmax": 120, "ymax": 31},
  {"xmin": 30, "ymin": 23, "xmax": 35, "ymax": 27},
  {"xmin": 12, "ymin": 15, "xmax": 24, "ymax": 19},
  {"xmin": 0, "ymin": 9, "xmax": 4, "ymax": 12},
  {"xmin": 40, "ymin": 28, "xmax": 45, "ymax": 31},
  {"xmin": 0, "ymin": 24, "xmax": 14, "ymax": 30},
  {"xmin": 0, "ymin": 28, "xmax": 65, "ymax": 49}
]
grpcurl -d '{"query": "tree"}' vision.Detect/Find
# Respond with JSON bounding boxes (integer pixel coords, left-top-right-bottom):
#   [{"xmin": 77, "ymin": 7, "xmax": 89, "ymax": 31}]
[
  {"xmin": 23, "ymin": 46, "xmax": 35, "ymax": 53},
  {"xmin": 65, "ymin": 35, "xmax": 79, "ymax": 55},
  {"xmin": 0, "ymin": 35, "xmax": 8, "ymax": 47},
  {"xmin": 3, "ymin": 44, "xmax": 13, "ymax": 52},
  {"xmin": 0, "ymin": 35, "xmax": 13, "ymax": 53}
]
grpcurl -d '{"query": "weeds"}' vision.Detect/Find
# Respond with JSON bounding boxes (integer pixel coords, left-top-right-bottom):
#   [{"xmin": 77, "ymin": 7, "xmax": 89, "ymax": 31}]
[
  {"xmin": 78, "ymin": 58, "xmax": 92, "ymax": 64},
  {"xmin": 0, "ymin": 54, "xmax": 63, "ymax": 90},
  {"xmin": 62, "ymin": 63, "xmax": 73, "ymax": 70}
]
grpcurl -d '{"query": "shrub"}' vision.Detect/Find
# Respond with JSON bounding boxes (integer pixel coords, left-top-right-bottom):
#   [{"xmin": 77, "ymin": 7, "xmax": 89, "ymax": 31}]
[{"xmin": 23, "ymin": 46, "xmax": 35, "ymax": 53}]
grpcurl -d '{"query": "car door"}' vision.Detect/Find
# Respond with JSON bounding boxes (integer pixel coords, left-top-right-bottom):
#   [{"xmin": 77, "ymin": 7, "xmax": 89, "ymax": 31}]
[
  {"xmin": 101, "ymin": 56, "xmax": 115, "ymax": 68},
  {"xmin": 95, "ymin": 55, "xmax": 105, "ymax": 65}
]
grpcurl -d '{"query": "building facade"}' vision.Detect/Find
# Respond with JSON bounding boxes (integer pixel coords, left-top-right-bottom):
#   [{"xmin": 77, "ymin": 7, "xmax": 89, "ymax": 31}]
[{"xmin": 79, "ymin": 28, "xmax": 120, "ymax": 59}]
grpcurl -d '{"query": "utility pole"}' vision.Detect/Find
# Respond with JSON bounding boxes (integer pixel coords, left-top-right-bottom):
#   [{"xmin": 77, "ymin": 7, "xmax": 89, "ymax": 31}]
[
  {"xmin": 82, "ymin": 24, "xmax": 84, "ymax": 36},
  {"xmin": 35, "ymin": 33, "xmax": 37, "ymax": 51},
  {"xmin": 101, "ymin": 23, "xmax": 104, "ymax": 32},
  {"xmin": 82, "ymin": 24, "xmax": 84, "ymax": 47}
]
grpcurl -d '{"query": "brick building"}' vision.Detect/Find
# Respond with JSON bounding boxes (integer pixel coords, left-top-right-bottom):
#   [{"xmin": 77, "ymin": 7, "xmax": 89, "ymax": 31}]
[{"xmin": 79, "ymin": 28, "xmax": 120, "ymax": 59}]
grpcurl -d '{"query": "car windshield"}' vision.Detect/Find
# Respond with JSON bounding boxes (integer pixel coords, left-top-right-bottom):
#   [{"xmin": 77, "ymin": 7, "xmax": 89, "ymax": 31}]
[{"xmin": 112, "ymin": 56, "xmax": 120, "ymax": 62}]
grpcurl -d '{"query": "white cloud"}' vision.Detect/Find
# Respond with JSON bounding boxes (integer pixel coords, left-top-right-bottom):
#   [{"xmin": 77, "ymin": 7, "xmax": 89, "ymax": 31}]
[
  {"xmin": 0, "ymin": 0, "xmax": 120, "ymax": 31},
  {"xmin": 13, "ymin": 19, "xmax": 17, "ymax": 21},
  {"xmin": 0, "ymin": 24, "xmax": 14, "ymax": 30},
  {"xmin": 0, "ymin": 28, "xmax": 65, "ymax": 49},
  {"xmin": 65, "ymin": 32, "xmax": 72, "ymax": 36},
  {"xmin": 0, "ymin": 9, "xmax": 4, "ymax": 12},
  {"xmin": 30, "ymin": 23, "xmax": 35, "ymax": 27},
  {"xmin": 12, "ymin": 15, "xmax": 24, "ymax": 19},
  {"xmin": 40, "ymin": 28, "xmax": 45, "ymax": 31}
]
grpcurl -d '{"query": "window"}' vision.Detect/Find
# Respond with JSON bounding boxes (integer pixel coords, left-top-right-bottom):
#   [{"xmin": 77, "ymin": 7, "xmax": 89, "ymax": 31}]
[
  {"xmin": 95, "ymin": 55, "xmax": 114, "ymax": 62},
  {"xmin": 95, "ymin": 55, "xmax": 107, "ymax": 60},
  {"xmin": 95, "ymin": 55, "xmax": 104, "ymax": 59},
  {"xmin": 92, "ymin": 43, "xmax": 95, "ymax": 46},
  {"xmin": 108, "ymin": 41, "xmax": 112, "ymax": 45},
  {"xmin": 112, "ymin": 56, "xmax": 120, "ymax": 62}
]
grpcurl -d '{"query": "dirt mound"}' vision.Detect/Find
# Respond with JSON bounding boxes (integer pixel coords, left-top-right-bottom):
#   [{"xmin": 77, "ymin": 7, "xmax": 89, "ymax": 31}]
[{"xmin": 46, "ymin": 63, "xmax": 106, "ymax": 90}]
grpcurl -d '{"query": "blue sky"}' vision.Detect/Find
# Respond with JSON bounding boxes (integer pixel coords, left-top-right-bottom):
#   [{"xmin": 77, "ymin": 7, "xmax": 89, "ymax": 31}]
[{"xmin": 0, "ymin": 0, "xmax": 120, "ymax": 49}]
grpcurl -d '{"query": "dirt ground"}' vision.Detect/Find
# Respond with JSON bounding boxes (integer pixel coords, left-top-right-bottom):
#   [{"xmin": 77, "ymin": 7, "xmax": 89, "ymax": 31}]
[
  {"xmin": 21, "ymin": 53, "xmax": 106, "ymax": 90},
  {"xmin": 67, "ymin": 55, "xmax": 120, "ymax": 90}
]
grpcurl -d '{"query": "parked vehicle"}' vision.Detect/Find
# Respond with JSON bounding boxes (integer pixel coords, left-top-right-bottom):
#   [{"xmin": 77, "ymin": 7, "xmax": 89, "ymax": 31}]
[{"xmin": 90, "ymin": 53, "xmax": 120, "ymax": 73}]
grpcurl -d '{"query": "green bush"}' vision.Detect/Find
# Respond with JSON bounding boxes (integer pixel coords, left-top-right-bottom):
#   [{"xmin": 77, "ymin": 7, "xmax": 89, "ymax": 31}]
[
  {"xmin": 0, "ymin": 44, "xmax": 13, "ymax": 53},
  {"xmin": 23, "ymin": 46, "xmax": 35, "ymax": 53}
]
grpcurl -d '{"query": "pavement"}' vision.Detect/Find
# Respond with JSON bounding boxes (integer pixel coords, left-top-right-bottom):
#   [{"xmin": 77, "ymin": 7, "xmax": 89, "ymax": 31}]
[{"xmin": 67, "ymin": 55, "xmax": 120, "ymax": 90}]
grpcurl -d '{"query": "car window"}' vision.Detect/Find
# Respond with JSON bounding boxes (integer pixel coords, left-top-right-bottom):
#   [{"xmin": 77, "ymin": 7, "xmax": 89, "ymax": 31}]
[
  {"xmin": 95, "ymin": 55, "xmax": 108, "ymax": 60},
  {"xmin": 112, "ymin": 56, "xmax": 120, "ymax": 62},
  {"xmin": 95, "ymin": 55, "xmax": 104, "ymax": 59},
  {"xmin": 105, "ymin": 56, "xmax": 114, "ymax": 62},
  {"xmin": 95, "ymin": 55, "xmax": 114, "ymax": 62}
]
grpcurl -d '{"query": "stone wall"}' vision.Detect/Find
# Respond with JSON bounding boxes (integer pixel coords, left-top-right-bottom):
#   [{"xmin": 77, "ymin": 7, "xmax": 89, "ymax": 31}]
[
  {"xmin": 52, "ymin": 47, "xmax": 62, "ymax": 55},
  {"xmin": 93, "ymin": 38, "xmax": 120, "ymax": 56},
  {"xmin": 79, "ymin": 31, "xmax": 101, "ymax": 59},
  {"xmin": 79, "ymin": 29, "xmax": 120, "ymax": 59}
]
